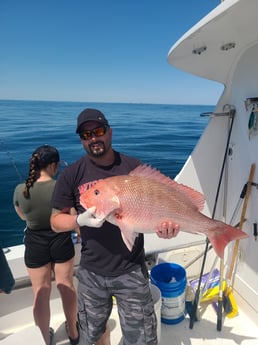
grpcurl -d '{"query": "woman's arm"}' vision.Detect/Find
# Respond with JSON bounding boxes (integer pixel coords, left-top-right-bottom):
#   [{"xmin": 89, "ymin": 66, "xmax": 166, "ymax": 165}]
[{"xmin": 14, "ymin": 205, "xmax": 27, "ymax": 221}]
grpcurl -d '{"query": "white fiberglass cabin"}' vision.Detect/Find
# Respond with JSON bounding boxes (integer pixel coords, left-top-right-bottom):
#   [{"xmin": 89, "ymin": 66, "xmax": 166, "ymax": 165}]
[{"xmin": 166, "ymin": 0, "xmax": 258, "ymax": 319}]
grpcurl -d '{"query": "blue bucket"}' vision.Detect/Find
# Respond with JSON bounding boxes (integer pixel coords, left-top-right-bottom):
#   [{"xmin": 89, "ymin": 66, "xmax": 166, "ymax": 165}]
[{"xmin": 150, "ymin": 262, "xmax": 187, "ymax": 324}]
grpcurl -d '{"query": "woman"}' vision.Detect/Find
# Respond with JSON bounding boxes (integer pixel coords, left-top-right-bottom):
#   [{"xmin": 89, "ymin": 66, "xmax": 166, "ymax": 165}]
[{"xmin": 13, "ymin": 145, "xmax": 79, "ymax": 345}]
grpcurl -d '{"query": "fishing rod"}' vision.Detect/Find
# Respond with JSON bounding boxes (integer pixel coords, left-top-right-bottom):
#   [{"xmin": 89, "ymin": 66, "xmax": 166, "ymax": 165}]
[
  {"xmin": 1, "ymin": 137, "xmax": 24, "ymax": 182},
  {"xmin": 1, "ymin": 138, "xmax": 69, "ymax": 182},
  {"xmin": 189, "ymin": 105, "xmax": 236, "ymax": 330}
]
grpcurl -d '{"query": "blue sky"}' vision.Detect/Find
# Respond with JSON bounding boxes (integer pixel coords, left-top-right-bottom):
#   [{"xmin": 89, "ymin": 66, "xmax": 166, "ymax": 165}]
[{"xmin": 0, "ymin": 0, "xmax": 222, "ymax": 105}]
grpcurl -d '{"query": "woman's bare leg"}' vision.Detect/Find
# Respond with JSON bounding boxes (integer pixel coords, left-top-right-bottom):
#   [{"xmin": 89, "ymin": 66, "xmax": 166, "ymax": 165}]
[
  {"xmin": 54, "ymin": 258, "xmax": 79, "ymax": 340},
  {"xmin": 28, "ymin": 263, "xmax": 52, "ymax": 345}
]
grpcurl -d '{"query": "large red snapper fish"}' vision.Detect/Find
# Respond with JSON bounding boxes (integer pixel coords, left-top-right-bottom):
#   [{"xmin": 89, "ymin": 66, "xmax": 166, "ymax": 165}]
[{"xmin": 79, "ymin": 165, "xmax": 248, "ymax": 258}]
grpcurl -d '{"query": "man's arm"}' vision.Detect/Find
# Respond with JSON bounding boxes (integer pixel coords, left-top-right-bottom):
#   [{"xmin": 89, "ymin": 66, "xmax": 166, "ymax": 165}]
[
  {"xmin": 50, "ymin": 208, "xmax": 77, "ymax": 232},
  {"xmin": 50, "ymin": 207, "xmax": 105, "ymax": 232}
]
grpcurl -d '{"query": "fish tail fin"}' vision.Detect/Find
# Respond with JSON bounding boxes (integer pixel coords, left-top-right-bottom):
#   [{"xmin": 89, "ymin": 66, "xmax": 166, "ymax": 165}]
[{"xmin": 207, "ymin": 222, "xmax": 248, "ymax": 258}]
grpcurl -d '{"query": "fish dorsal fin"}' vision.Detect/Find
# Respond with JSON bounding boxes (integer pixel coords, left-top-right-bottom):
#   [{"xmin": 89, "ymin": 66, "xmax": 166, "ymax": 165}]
[
  {"xmin": 129, "ymin": 164, "xmax": 205, "ymax": 211},
  {"xmin": 78, "ymin": 180, "xmax": 102, "ymax": 194}
]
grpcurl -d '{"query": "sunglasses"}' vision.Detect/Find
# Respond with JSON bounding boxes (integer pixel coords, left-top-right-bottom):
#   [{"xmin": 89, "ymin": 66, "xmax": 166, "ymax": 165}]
[{"xmin": 79, "ymin": 126, "xmax": 109, "ymax": 141}]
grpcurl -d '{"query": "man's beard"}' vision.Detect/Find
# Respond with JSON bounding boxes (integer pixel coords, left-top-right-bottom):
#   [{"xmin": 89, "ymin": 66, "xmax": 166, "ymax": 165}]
[{"xmin": 88, "ymin": 141, "xmax": 106, "ymax": 157}]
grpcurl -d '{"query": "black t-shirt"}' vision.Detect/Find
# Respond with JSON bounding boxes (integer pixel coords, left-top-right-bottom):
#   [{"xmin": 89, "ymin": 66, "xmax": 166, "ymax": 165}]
[{"xmin": 51, "ymin": 151, "xmax": 145, "ymax": 276}]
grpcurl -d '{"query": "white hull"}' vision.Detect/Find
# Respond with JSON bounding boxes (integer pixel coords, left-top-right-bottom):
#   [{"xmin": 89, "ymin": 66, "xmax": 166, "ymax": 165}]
[{"xmin": 1, "ymin": 0, "xmax": 258, "ymax": 343}]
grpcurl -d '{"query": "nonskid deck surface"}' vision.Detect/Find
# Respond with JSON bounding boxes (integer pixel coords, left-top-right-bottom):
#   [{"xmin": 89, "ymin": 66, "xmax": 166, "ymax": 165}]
[
  {"xmin": 1, "ymin": 292, "xmax": 257, "ymax": 345},
  {"xmin": 1, "ymin": 254, "xmax": 257, "ymax": 345},
  {"xmin": 107, "ymin": 302, "xmax": 258, "ymax": 345},
  {"xmin": 40, "ymin": 301, "xmax": 258, "ymax": 345}
]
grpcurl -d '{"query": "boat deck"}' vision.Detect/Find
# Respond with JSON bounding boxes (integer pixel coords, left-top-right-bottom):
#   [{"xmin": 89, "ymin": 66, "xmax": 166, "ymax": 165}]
[
  {"xmin": 1, "ymin": 278, "xmax": 257, "ymax": 345},
  {"xmin": 110, "ymin": 296, "xmax": 258, "ymax": 345},
  {"xmin": 1, "ymin": 245, "xmax": 257, "ymax": 344}
]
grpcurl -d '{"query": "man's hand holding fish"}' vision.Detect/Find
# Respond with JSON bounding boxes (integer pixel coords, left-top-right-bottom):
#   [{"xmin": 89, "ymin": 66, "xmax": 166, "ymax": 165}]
[
  {"xmin": 156, "ymin": 221, "xmax": 180, "ymax": 239},
  {"xmin": 76, "ymin": 206, "xmax": 106, "ymax": 228}
]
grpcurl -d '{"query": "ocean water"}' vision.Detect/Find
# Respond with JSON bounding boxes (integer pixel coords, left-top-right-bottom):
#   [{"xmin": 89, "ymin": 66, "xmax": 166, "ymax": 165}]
[{"xmin": 0, "ymin": 100, "xmax": 213, "ymax": 247}]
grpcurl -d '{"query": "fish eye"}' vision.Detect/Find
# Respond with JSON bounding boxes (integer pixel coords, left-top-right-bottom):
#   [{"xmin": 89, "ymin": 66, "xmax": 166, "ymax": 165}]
[{"xmin": 94, "ymin": 189, "xmax": 100, "ymax": 195}]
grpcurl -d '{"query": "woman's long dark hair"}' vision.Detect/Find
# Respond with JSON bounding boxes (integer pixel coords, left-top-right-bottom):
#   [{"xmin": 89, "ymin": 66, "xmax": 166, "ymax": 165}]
[{"xmin": 23, "ymin": 145, "xmax": 59, "ymax": 199}]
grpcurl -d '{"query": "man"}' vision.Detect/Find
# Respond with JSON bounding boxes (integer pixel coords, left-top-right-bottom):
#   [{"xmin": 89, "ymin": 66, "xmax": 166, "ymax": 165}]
[{"xmin": 50, "ymin": 108, "xmax": 179, "ymax": 345}]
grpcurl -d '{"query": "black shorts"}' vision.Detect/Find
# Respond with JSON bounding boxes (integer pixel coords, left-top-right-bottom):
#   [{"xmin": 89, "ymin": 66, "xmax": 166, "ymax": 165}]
[{"xmin": 24, "ymin": 227, "xmax": 75, "ymax": 268}]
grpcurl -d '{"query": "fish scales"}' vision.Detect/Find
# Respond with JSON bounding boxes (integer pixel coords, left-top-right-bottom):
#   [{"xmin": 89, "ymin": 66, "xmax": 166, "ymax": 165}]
[
  {"xmin": 79, "ymin": 165, "xmax": 248, "ymax": 258},
  {"xmin": 113, "ymin": 176, "xmax": 198, "ymax": 226}
]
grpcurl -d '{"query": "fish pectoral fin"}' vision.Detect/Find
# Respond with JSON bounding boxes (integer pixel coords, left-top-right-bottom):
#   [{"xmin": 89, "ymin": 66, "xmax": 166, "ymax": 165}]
[{"xmin": 119, "ymin": 226, "xmax": 138, "ymax": 252}]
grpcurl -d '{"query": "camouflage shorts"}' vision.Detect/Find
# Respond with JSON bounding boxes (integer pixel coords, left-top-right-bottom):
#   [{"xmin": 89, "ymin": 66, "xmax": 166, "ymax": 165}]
[{"xmin": 76, "ymin": 266, "xmax": 157, "ymax": 345}]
